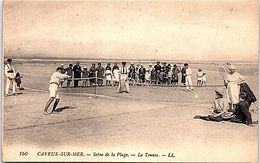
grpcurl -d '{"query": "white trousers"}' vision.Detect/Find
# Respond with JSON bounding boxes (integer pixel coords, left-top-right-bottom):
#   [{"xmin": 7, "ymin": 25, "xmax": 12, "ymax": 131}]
[
  {"xmin": 186, "ymin": 75, "xmax": 193, "ymax": 90},
  {"xmin": 5, "ymin": 78, "xmax": 16, "ymax": 94},
  {"xmin": 118, "ymin": 74, "xmax": 129, "ymax": 92}
]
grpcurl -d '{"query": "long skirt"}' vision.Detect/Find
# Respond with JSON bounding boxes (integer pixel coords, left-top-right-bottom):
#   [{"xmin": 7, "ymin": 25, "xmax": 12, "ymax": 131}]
[{"xmin": 240, "ymin": 82, "xmax": 257, "ymax": 104}]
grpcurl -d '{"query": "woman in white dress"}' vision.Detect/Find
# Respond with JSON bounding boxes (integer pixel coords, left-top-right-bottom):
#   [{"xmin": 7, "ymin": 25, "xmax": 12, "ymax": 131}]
[
  {"xmin": 105, "ymin": 63, "xmax": 112, "ymax": 86},
  {"xmin": 112, "ymin": 67, "xmax": 120, "ymax": 86},
  {"xmin": 225, "ymin": 65, "xmax": 245, "ymax": 111}
]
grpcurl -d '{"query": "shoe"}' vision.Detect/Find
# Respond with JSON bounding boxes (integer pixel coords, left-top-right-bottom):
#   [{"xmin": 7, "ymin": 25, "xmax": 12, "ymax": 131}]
[{"xmin": 19, "ymin": 87, "xmax": 25, "ymax": 90}]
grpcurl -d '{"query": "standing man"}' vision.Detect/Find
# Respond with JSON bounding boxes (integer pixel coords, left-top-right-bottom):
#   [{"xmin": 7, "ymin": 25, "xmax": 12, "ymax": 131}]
[
  {"xmin": 89, "ymin": 63, "xmax": 96, "ymax": 86},
  {"xmin": 128, "ymin": 63, "xmax": 136, "ymax": 85},
  {"xmin": 139, "ymin": 64, "xmax": 146, "ymax": 83},
  {"xmin": 5, "ymin": 58, "xmax": 16, "ymax": 95},
  {"xmin": 73, "ymin": 61, "xmax": 82, "ymax": 87},
  {"xmin": 65, "ymin": 64, "xmax": 73, "ymax": 87},
  {"xmin": 184, "ymin": 63, "xmax": 193, "ymax": 91},
  {"xmin": 154, "ymin": 61, "xmax": 161, "ymax": 84},
  {"xmin": 59, "ymin": 64, "xmax": 66, "ymax": 87},
  {"xmin": 96, "ymin": 63, "xmax": 105, "ymax": 87},
  {"xmin": 118, "ymin": 62, "xmax": 129, "ymax": 93},
  {"xmin": 43, "ymin": 67, "xmax": 70, "ymax": 115}
]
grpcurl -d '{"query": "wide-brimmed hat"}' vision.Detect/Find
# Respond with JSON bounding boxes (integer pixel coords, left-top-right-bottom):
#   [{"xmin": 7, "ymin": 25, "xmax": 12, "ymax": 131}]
[
  {"xmin": 215, "ymin": 88, "xmax": 224, "ymax": 96},
  {"xmin": 83, "ymin": 66, "xmax": 87, "ymax": 69},
  {"xmin": 228, "ymin": 65, "xmax": 236, "ymax": 70}
]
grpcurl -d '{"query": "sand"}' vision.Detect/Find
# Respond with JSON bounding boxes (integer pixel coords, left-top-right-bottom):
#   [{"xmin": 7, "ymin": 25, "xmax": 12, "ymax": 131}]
[{"xmin": 2, "ymin": 61, "xmax": 258, "ymax": 162}]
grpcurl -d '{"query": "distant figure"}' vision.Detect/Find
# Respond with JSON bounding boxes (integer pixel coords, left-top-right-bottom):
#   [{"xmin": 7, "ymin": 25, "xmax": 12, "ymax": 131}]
[
  {"xmin": 145, "ymin": 64, "xmax": 153, "ymax": 84},
  {"xmin": 5, "ymin": 58, "xmax": 16, "ymax": 95},
  {"xmin": 96, "ymin": 63, "xmax": 105, "ymax": 87},
  {"xmin": 112, "ymin": 63, "xmax": 120, "ymax": 86},
  {"xmin": 65, "ymin": 64, "xmax": 73, "ymax": 87},
  {"xmin": 15, "ymin": 72, "xmax": 24, "ymax": 90},
  {"xmin": 172, "ymin": 64, "xmax": 180, "ymax": 86},
  {"xmin": 154, "ymin": 61, "xmax": 161, "ymax": 84},
  {"xmin": 43, "ymin": 67, "xmax": 70, "ymax": 115},
  {"xmin": 118, "ymin": 62, "xmax": 129, "ymax": 93},
  {"xmin": 139, "ymin": 64, "xmax": 146, "ymax": 83},
  {"xmin": 128, "ymin": 63, "xmax": 136, "ymax": 85},
  {"xmin": 184, "ymin": 63, "xmax": 193, "ymax": 91},
  {"xmin": 197, "ymin": 69, "xmax": 203, "ymax": 86},
  {"xmin": 89, "ymin": 63, "xmax": 96, "ymax": 86},
  {"xmin": 59, "ymin": 64, "xmax": 66, "ymax": 87},
  {"xmin": 82, "ymin": 67, "xmax": 89, "ymax": 87},
  {"xmin": 181, "ymin": 66, "xmax": 186, "ymax": 86},
  {"xmin": 73, "ymin": 61, "xmax": 82, "ymax": 87},
  {"xmin": 105, "ymin": 63, "xmax": 113, "ymax": 86},
  {"xmin": 202, "ymin": 72, "xmax": 207, "ymax": 86},
  {"xmin": 167, "ymin": 64, "xmax": 173, "ymax": 85}
]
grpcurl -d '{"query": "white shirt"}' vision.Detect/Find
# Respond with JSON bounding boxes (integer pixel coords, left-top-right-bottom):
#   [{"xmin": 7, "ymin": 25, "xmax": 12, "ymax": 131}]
[
  {"xmin": 186, "ymin": 67, "xmax": 192, "ymax": 76},
  {"xmin": 50, "ymin": 72, "xmax": 69, "ymax": 85},
  {"xmin": 5, "ymin": 63, "xmax": 15, "ymax": 78},
  {"xmin": 120, "ymin": 66, "xmax": 128, "ymax": 74}
]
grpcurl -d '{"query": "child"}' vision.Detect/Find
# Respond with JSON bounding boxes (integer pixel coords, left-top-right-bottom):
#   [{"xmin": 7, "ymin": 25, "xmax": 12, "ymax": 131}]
[
  {"xmin": 15, "ymin": 72, "xmax": 24, "ymax": 90},
  {"xmin": 231, "ymin": 92, "xmax": 253, "ymax": 126},
  {"xmin": 196, "ymin": 69, "xmax": 203, "ymax": 86},
  {"xmin": 82, "ymin": 67, "xmax": 89, "ymax": 87},
  {"xmin": 202, "ymin": 72, "xmax": 207, "ymax": 86}
]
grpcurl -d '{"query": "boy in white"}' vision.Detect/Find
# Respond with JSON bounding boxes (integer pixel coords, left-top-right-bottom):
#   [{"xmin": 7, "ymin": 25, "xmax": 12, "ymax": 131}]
[
  {"xmin": 5, "ymin": 58, "xmax": 16, "ymax": 95},
  {"xmin": 44, "ymin": 67, "xmax": 70, "ymax": 115},
  {"xmin": 184, "ymin": 63, "xmax": 193, "ymax": 91}
]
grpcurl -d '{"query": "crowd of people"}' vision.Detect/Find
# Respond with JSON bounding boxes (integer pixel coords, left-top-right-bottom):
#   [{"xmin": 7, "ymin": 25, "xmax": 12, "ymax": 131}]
[
  {"xmin": 57, "ymin": 61, "xmax": 207, "ymax": 91},
  {"xmin": 4, "ymin": 58, "xmax": 257, "ymax": 127}
]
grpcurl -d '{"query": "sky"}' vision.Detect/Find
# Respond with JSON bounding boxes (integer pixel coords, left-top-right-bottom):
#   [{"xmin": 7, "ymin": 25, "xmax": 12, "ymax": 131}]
[{"xmin": 3, "ymin": 0, "xmax": 259, "ymax": 61}]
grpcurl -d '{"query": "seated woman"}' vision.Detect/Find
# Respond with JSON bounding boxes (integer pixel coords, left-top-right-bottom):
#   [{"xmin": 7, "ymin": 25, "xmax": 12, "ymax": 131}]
[{"xmin": 194, "ymin": 88, "xmax": 233, "ymax": 122}]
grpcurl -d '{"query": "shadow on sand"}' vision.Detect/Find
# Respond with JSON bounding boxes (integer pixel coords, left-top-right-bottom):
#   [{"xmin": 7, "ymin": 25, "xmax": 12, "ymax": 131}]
[{"xmin": 53, "ymin": 106, "xmax": 77, "ymax": 113}]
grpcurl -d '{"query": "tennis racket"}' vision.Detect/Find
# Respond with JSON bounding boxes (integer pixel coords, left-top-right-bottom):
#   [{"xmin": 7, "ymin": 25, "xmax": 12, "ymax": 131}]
[{"xmin": 217, "ymin": 66, "xmax": 227, "ymax": 81}]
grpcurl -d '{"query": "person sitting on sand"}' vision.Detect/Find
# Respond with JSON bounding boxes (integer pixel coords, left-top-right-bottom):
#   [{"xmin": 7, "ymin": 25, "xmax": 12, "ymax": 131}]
[
  {"xmin": 193, "ymin": 88, "xmax": 233, "ymax": 122},
  {"xmin": 230, "ymin": 92, "xmax": 254, "ymax": 126}
]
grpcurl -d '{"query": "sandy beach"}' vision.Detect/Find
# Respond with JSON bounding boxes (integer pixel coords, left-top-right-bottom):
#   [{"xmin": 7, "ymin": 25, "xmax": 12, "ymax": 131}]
[{"xmin": 3, "ymin": 60, "xmax": 258, "ymax": 162}]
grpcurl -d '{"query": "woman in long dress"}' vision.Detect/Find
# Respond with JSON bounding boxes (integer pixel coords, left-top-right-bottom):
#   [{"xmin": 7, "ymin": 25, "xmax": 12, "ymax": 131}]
[
  {"xmin": 112, "ymin": 67, "xmax": 120, "ymax": 86},
  {"xmin": 105, "ymin": 63, "xmax": 112, "ymax": 86},
  {"xmin": 225, "ymin": 65, "xmax": 245, "ymax": 111}
]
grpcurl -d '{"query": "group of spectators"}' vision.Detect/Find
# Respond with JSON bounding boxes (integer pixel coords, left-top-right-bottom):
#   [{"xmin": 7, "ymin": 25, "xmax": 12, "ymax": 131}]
[{"xmin": 58, "ymin": 61, "xmax": 206, "ymax": 90}]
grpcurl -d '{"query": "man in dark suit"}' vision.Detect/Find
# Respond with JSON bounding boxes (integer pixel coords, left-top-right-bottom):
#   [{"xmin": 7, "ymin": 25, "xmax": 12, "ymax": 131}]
[{"xmin": 73, "ymin": 61, "xmax": 82, "ymax": 87}]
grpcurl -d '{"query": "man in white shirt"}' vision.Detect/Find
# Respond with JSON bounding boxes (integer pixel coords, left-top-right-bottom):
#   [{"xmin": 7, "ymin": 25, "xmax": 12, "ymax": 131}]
[
  {"xmin": 117, "ymin": 62, "xmax": 130, "ymax": 93},
  {"xmin": 184, "ymin": 63, "xmax": 193, "ymax": 91},
  {"xmin": 44, "ymin": 67, "xmax": 70, "ymax": 115},
  {"xmin": 5, "ymin": 58, "xmax": 16, "ymax": 95}
]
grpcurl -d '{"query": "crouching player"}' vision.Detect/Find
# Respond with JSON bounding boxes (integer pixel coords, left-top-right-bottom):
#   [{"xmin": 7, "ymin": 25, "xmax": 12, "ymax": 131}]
[{"xmin": 44, "ymin": 67, "xmax": 70, "ymax": 115}]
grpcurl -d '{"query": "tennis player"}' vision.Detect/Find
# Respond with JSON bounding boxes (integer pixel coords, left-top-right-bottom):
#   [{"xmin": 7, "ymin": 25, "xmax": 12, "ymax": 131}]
[{"xmin": 44, "ymin": 67, "xmax": 70, "ymax": 115}]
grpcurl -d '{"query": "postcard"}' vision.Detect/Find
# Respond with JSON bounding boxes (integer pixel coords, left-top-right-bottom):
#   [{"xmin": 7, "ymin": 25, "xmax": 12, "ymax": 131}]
[{"xmin": 2, "ymin": 0, "xmax": 258, "ymax": 162}]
